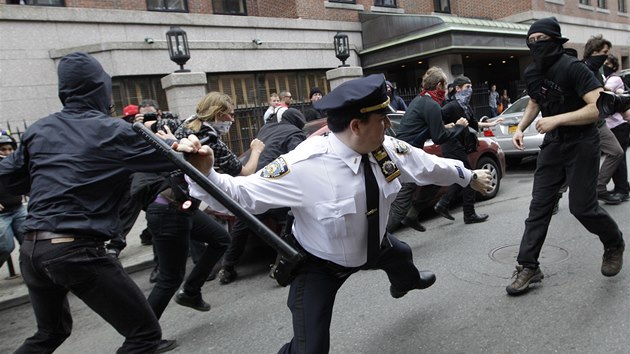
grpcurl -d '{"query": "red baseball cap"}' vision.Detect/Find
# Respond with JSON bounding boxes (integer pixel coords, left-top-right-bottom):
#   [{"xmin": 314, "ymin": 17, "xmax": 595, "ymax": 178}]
[{"xmin": 123, "ymin": 104, "xmax": 139, "ymax": 117}]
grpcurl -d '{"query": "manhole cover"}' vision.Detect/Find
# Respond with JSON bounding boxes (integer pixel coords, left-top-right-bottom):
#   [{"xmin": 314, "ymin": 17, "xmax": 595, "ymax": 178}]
[{"xmin": 489, "ymin": 244, "xmax": 570, "ymax": 265}]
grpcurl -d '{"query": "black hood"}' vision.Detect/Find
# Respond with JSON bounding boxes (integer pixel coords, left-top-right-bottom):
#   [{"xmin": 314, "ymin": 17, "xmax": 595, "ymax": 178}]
[{"xmin": 58, "ymin": 52, "xmax": 112, "ymax": 114}]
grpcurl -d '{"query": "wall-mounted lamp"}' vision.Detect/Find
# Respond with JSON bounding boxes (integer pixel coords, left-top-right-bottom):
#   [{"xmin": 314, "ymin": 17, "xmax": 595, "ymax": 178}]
[
  {"xmin": 166, "ymin": 26, "xmax": 190, "ymax": 73},
  {"xmin": 333, "ymin": 32, "xmax": 350, "ymax": 67},
  {"xmin": 252, "ymin": 38, "xmax": 263, "ymax": 45}
]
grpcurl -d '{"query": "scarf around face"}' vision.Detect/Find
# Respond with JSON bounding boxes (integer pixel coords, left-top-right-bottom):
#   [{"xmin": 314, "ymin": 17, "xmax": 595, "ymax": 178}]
[{"xmin": 420, "ymin": 88, "xmax": 446, "ymax": 105}]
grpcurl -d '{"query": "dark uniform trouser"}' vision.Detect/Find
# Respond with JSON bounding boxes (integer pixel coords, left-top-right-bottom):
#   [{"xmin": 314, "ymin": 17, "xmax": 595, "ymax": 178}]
[
  {"xmin": 278, "ymin": 234, "xmax": 422, "ymax": 354},
  {"xmin": 16, "ymin": 238, "xmax": 161, "ymax": 354},
  {"xmin": 517, "ymin": 126, "xmax": 624, "ymax": 268}
]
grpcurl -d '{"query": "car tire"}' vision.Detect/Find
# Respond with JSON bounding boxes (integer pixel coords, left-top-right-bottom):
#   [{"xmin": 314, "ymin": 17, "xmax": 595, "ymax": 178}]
[{"xmin": 476, "ymin": 156, "xmax": 500, "ymax": 200}]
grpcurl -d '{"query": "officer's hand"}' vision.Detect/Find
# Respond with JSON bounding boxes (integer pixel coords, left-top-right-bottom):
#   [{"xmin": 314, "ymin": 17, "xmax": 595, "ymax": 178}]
[
  {"xmin": 469, "ymin": 169, "xmax": 493, "ymax": 195},
  {"xmin": 250, "ymin": 138, "xmax": 265, "ymax": 154},
  {"xmin": 535, "ymin": 117, "xmax": 556, "ymax": 134},
  {"xmin": 456, "ymin": 117, "xmax": 469, "ymax": 127},
  {"xmin": 173, "ymin": 135, "xmax": 215, "ymax": 176},
  {"xmin": 512, "ymin": 129, "xmax": 524, "ymax": 151}
]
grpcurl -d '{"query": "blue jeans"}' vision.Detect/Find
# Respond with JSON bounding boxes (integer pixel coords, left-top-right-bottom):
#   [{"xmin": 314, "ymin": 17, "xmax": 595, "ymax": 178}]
[
  {"xmin": 16, "ymin": 237, "xmax": 162, "ymax": 353},
  {"xmin": 146, "ymin": 203, "xmax": 229, "ymax": 319},
  {"xmin": 0, "ymin": 204, "xmax": 26, "ymax": 268}
]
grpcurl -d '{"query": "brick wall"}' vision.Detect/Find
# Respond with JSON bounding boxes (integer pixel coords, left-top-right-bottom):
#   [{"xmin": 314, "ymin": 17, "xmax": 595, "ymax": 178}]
[{"xmin": 454, "ymin": 0, "xmax": 532, "ymax": 20}]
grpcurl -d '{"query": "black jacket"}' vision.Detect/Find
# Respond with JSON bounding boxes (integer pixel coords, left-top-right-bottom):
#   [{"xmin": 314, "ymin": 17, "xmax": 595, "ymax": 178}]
[
  {"xmin": 0, "ymin": 52, "xmax": 175, "ymax": 239},
  {"xmin": 396, "ymin": 95, "xmax": 465, "ymax": 148},
  {"xmin": 255, "ymin": 109, "xmax": 307, "ymax": 170}
]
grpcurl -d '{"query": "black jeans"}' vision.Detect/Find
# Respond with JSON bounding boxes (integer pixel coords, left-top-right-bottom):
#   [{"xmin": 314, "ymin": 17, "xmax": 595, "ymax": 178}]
[
  {"xmin": 146, "ymin": 203, "xmax": 230, "ymax": 319},
  {"xmin": 610, "ymin": 122, "xmax": 630, "ymax": 195},
  {"xmin": 16, "ymin": 238, "xmax": 161, "ymax": 354},
  {"xmin": 278, "ymin": 234, "xmax": 422, "ymax": 354},
  {"xmin": 222, "ymin": 208, "xmax": 288, "ymax": 268},
  {"xmin": 439, "ymin": 140, "xmax": 476, "ymax": 215},
  {"xmin": 517, "ymin": 127, "xmax": 624, "ymax": 267}
]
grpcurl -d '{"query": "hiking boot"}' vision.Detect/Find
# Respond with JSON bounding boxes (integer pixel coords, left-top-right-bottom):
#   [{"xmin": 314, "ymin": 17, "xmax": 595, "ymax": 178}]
[
  {"xmin": 218, "ymin": 266, "xmax": 238, "ymax": 284},
  {"xmin": 601, "ymin": 241, "xmax": 624, "ymax": 277},
  {"xmin": 506, "ymin": 265, "xmax": 544, "ymax": 296},
  {"xmin": 174, "ymin": 290, "xmax": 211, "ymax": 312}
]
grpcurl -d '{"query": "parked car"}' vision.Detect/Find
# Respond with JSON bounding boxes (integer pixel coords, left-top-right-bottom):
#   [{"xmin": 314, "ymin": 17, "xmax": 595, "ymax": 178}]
[
  {"xmin": 479, "ymin": 95, "xmax": 544, "ymax": 166},
  {"xmin": 306, "ymin": 113, "xmax": 505, "ymax": 201}
]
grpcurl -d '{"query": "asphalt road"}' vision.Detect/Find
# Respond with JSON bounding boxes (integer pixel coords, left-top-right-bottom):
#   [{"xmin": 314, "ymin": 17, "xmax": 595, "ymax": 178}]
[{"xmin": 2, "ymin": 158, "xmax": 629, "ymax": 354}]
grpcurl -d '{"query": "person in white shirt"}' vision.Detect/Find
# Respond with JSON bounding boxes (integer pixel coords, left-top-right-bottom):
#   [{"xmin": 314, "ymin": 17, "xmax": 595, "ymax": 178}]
[{"xmin": 175, "ymin": 74, "xmax": 492, "ymax": 354}]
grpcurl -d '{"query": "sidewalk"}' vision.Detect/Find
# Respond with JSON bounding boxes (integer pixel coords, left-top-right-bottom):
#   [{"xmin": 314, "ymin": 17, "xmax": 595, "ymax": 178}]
[{"xmin": 0, "ymin": 214, "xmax": 155, "ymax": 311}]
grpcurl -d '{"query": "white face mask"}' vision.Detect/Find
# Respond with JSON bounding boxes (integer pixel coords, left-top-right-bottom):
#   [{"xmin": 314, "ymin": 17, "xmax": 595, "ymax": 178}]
[{"xmin": 210, "ymin": 120, "xmax": 232, "ymax": 135}]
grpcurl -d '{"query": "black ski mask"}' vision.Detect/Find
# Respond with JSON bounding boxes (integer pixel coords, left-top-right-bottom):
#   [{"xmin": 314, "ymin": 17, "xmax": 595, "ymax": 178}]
[
  {"xmin": 584, "ymin": 54, "xmax": 607, "ymax": 72},
  {"xmin": 527, "ymin": 39, "xmax": 565, "ymax": 72}
]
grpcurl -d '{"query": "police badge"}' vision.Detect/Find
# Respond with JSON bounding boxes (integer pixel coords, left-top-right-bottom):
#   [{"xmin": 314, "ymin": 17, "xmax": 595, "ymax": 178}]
[{"xmin": 371, "ymin": 145, "xmax": 400, "ymax": 182}]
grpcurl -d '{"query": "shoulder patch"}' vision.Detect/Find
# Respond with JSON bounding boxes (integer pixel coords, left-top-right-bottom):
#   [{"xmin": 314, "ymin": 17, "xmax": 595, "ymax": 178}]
[
  {"xmin": 260, "ymin": 157, "xmax": 290, "ymax": 178},
  {"xmin": 393, "ymin": 139, "xmax": 411, "ymax": 154}
]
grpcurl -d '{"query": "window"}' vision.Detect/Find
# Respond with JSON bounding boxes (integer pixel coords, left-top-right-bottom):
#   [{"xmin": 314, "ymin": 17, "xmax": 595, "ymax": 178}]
[
  {"xmin": 597, "ymin": 0, "xmax": 607, "ymax": 8},
  {"xmin": 8, "ymin": 0, "xmax": 64, "ymax": 5},
  {"xmin": 375, "ymin": 0, "xmax": 396, "ymax": 7},
  {"xmin": 147, "ymin": 0, "xmax": 188, "ymax": 12},
  {"xmin": 111, "ymin": 76, "xmax": 169, "ymax": 118},
  {"xmin": 579, "ymin": 0, "xmax": 590, "ymax": 5},
  {"xmin": 212, "ymin": 0, "xmax": 247, "ymax": 15},
  {"xmin": 329, "ymin": 0, "xmax": 356, "ymax": 3},
  {"xmin": 434, "ymin": 0, "xmax": 451, "ymax": 13},
  {"xmin": 620, "ymin": 0, "xmax": 627, "ymax": 12}
]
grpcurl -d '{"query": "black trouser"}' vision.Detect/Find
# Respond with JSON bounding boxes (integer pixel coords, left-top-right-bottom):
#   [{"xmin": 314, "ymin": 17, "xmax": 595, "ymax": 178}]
[
  {"xmin": 610, "ymin": 122, "xmax": 630, "ymax": 195},
  {"xmin": 278, "ymin": 234, "xmax": 423, "ymax": 354},
  {"xmin": 16, "ymin": 238, "xmax": 161, "ymax": 354},
  {"xmin": 222, "ymin": 208, "xmax": 288, "ymax": 268},
  {"xmin": 146, "ymin": 203, "xmax": 230, "ymax": 319},
  {"xmin": 438, "ymin": 140, "xmax": 476, "ymax": 216},
  {"xmin": 517, "ymin": 126, "xmax": 624, "ymax": 267},
  {"xmin": 109, "ymin": 190, "xmax": 144, "ymax": 251}
]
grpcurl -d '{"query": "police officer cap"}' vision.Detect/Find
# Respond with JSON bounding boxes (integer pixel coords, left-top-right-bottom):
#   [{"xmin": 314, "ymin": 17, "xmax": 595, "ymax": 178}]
[
  {"xmin": 314, "ymin": 74, "xmax": 394, "ymax": 116},
  {"xmin": 527, "ymin": 17, "xmax": 569, "ymax": 44}
]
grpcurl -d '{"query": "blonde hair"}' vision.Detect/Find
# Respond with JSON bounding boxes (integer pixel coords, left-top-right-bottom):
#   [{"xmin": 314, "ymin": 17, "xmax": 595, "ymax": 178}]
[{"xmin": 187, "ymin": 91, "xmax": 235, "ymax": 132}]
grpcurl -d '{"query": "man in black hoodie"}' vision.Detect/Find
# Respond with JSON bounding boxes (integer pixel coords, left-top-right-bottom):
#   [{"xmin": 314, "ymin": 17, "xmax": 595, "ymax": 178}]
[
  {"xmin": 0, "ymin": 52, "xmax": 178, "ymax": 353},
  {"xmin": 218, "ymin": 108, "xmax": 307, "ymax": 284}
]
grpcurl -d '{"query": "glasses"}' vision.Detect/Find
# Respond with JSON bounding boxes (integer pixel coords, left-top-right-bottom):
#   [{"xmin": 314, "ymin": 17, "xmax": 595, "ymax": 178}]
[{"xmin": 527, "ymin": 34, "xmax": 551, "ymax": 44}]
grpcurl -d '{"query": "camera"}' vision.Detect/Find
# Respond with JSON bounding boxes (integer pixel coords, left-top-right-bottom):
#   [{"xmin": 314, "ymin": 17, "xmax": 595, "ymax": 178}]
[
  {"xmin": 597, "ymin": 91, "xmax": 630, "ymax": 118},
  {"xmin": 143, "ymin": 112, "xmax": 159, "ymax": 122}
]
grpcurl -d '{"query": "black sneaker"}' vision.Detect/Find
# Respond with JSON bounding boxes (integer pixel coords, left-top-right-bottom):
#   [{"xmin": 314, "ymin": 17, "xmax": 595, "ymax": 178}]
[
  {"xmin": 506, "ymin": 265, "xmax": 544, "ymax": 296},
  {"xmin": 613, "ymin": 192, "xmax": 630, "ymax": 202},
  {"xmin": 601, "ymin": 241, "xmax": 624, "ymax": 277},
  {"xmin": 218, "ymin": 266, "xmax": 238, "ymax": 285},
  {"xmin": 156, "ymin": 339, "xmax": 177, "ymax": 353},
  {"xmin": 174, "ymin": 290, "xmax": 211, "ymax": 312}
]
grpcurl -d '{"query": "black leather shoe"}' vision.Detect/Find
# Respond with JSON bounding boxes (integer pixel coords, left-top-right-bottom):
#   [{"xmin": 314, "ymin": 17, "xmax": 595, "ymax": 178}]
[
  {"xmin": 174, "ymin": 290, "xmax": 211, "ymax": 312},
  {"xmin": 156, "ymin": 339, "xmax": 177, "ymax": 353},
  {"xmin": 598, "ymin": 192, "xmax": 623, "ymax": 205},
  {"xmin": 464, "ymin": 213, "xmax": 489, "ymax": 224},
  {"xmin": 613, "ymin": 192, "xmax": 629, "ymax": 202},
  {"xmin": 433, "ymin": 202, "xmax": 454, "ymax": 220},
  {"xmin": 390, "ymin": 271, "xmax": 436, "ymax": 299},
  {"xmin": 401, "ymin": 217, "xmax": 426, "ymax": 232}
]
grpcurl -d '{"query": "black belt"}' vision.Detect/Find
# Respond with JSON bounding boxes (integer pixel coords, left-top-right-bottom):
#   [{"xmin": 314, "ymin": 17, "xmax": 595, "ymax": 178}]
[{"xmin": 24, "ymin": 231, "xmax": 76, "ymax": 241}]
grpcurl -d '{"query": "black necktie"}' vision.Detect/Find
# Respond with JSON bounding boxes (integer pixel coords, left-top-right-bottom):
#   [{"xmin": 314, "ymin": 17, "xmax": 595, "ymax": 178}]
[{"xmin": 362, "ymin": 154, "xmax": 380, "ymax": 266}]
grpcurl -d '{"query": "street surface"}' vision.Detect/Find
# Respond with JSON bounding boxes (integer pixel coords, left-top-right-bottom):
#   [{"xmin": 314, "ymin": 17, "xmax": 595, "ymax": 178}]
[{"xmin": 2, "ymin": 158, "xmax": 629, "ymax": 354}]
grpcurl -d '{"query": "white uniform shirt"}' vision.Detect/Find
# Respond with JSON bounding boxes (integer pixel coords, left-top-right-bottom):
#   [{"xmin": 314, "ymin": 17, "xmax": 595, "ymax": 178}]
[{"xmin": 188, "ymin": 133, "xmax": 472, "ymax": 267}]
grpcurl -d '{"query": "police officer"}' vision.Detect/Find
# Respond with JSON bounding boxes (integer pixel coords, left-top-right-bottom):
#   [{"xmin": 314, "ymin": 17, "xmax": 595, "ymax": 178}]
[
  {"xmin": 506, "ymin": 18, "xmax": 625, "ymax": 296},
  {"xmin": 177, "ymin": 74, "xmax": 493, "ymax": 353}
]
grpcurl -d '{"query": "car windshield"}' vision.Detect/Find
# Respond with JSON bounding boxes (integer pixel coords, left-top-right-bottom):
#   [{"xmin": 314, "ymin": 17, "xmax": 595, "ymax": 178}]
[{"xmin": 502, "ymin": 96, "xmax": 529, "ymax": 115}]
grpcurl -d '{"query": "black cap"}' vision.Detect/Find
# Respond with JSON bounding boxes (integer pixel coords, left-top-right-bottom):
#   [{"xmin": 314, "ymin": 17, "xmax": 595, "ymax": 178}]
[
  {"xmin": 452, "ymin": 76, "xmax": 471, "ymax": 87},
  {"xmin": 309, "ymin": 87, "xmax": 323, "ymax": 99},
  {"xmin": 527, "ymin": 17, "xmax": 569, "ymax": 44},
  {"xmin": 314, "ymin": 74, "xmax": 394, "ymax": 116}
]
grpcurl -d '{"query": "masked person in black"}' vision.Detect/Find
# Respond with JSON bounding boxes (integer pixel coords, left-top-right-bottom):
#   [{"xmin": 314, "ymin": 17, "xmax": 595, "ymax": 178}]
[
  {"xmin": 506, "ymin": 18, "xmax": 625, "ymax": 296},
  {"xmin": 0, "ymin": 52, "xmax": 179, "ymax": 353},
  {"xmin": 433, "ymin": 76, "xmax": 502, "ymax": 224}
]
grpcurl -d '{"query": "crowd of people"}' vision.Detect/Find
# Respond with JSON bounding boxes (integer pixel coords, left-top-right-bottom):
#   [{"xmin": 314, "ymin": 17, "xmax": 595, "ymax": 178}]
[{"xmin": 0, "ymin": 16, "xmax": 629, "ymax": 353}]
